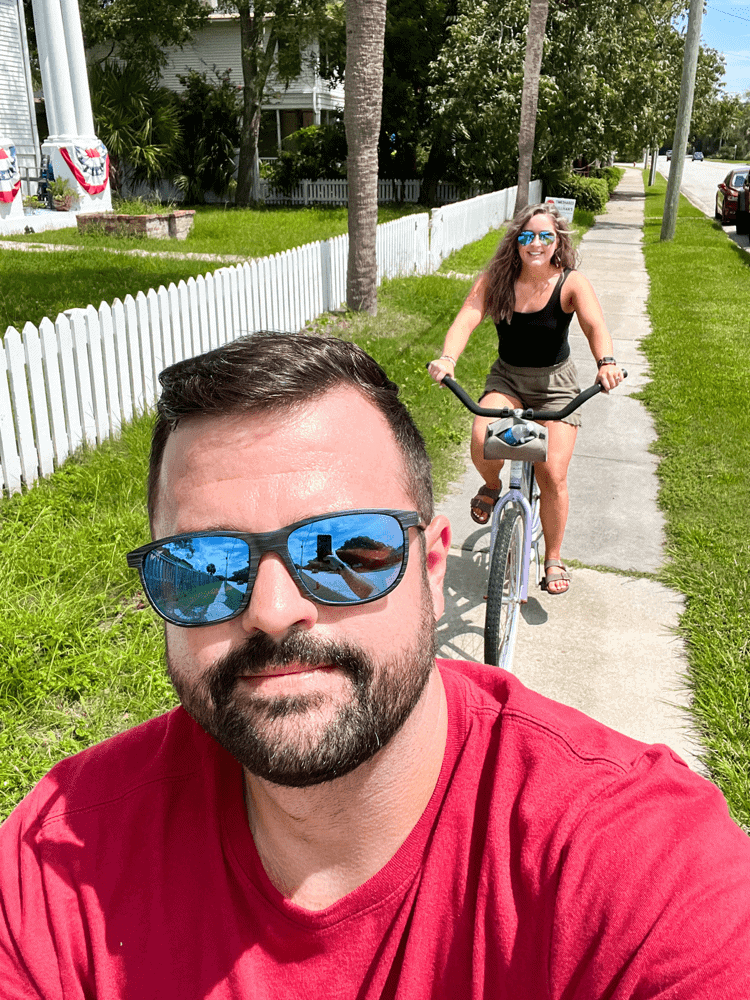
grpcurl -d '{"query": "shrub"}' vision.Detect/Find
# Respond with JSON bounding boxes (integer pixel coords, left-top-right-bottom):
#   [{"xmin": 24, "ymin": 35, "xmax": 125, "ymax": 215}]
[
  {"xmin": 90, "ymin": 61, "xmax": 181, "ymax": 196},
  {"xmin": 173, "ymin": 68, "xmax": 242, "ymax": 204},
  {"xmin": 554, "ymin": 173, "xmax": 609, "ymax": 214},
  {"xmin": 589, "ymin": 166, "xmax": 625, "ymax": 194},
  {"xmin": 264, "ymin": 121, "xmax": 347, "ymax": 195}
]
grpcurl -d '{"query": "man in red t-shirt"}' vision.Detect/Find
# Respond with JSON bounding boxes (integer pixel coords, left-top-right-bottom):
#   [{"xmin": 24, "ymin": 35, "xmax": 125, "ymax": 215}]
[{"xmin": 1, "ymin": 333, "xmax": 749, "ymax": 998}]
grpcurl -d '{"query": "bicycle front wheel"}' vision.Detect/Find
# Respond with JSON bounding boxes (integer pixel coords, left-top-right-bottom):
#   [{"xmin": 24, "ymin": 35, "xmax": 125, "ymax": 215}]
[{"xmin": 484, "ymin": 508, "xmax": 524, "ymax": 669}]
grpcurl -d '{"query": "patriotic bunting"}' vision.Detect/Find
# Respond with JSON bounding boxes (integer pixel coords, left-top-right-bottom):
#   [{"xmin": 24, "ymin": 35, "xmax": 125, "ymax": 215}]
[
  {"xmin": 0, "ymin": 144, "xmax": 21, "ymax": 204},
  {"xmin": 60, "ymin": 142, "xmax": 110, "ymax": 194}
]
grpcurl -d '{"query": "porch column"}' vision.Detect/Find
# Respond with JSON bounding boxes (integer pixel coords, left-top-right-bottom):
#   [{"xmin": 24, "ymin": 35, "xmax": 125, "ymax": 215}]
[
  {"xmin": 30, "ymin": 0, "xmax": 77, "ymax": 139},
  {"xmin": 60, "ymin": 0, "xmax": 96, "ymax": 137}
]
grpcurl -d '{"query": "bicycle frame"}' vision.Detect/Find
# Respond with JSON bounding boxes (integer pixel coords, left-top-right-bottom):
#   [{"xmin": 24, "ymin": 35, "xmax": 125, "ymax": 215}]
[{"xmin": 489, "ymin": 460, "xmax": 535, "ymax": 602}]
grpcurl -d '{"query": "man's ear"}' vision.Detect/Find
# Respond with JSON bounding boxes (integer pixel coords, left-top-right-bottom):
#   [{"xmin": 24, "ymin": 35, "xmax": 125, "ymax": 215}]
[{"xmin": 423, "ymin": 515, "xmax": 451, "ymax": 622}]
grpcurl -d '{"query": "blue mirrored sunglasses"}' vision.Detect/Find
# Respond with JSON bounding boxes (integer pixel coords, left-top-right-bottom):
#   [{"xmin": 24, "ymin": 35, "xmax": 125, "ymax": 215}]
[
  {"xmin": 127, "ymin": 509, "xmax": 425, "ymax": 627},
  {"xmin": 517, "ymin": 230, "xmax": 556, "ymax": 246}
]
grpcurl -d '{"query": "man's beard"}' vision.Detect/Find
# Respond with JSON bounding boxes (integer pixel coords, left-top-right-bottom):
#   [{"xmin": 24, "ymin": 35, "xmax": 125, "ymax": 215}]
[{"xmin": 166, "ymin": 594, "xmax": 437, "ymax": 788}]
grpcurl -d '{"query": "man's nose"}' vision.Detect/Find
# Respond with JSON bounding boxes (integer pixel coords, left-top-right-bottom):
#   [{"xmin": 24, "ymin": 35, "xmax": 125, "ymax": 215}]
[{"xmin": 239, "ymin": 552, "xmax": 318, "ymax": 639}]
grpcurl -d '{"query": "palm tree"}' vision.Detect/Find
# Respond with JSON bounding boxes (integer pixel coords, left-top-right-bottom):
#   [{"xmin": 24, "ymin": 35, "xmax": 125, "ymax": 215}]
[
  {"xmin": 514, "ymin": 0, "xmax": 549, "ymax": 215},
  {"xmin": 344, "ymin": 0, "xmax": 387, "ymax": 314}
]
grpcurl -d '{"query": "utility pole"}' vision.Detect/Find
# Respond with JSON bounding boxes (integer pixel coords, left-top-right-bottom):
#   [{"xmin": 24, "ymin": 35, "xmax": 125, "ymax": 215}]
[{"xmin": 661, "ymin": 0, "xmax": 703, "ymax": 241}]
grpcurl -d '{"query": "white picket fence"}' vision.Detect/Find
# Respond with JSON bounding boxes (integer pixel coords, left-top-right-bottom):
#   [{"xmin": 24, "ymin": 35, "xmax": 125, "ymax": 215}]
[
  {"xmin": 0, "ymin": 182, "xmax": 534, "ymax": 495},
  {"xmin": 258, "ymin": 178, "xmax": 471, "ymax": 206}
]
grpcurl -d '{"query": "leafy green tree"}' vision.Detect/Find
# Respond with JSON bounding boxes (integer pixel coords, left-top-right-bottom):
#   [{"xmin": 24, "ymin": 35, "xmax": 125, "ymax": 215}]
[
  {"xmin": 79, "ymin": 0, "xmax": 208, "ymax": 76},
  {"xmin": 89, "ymin": 61, "xmax": 181, "ymax": 195},
  {"xmin": 173, "ymin": 68, "xmax": 243, "ymax": 203},
  {"xmin": 263, "ymin": 120, "xmax": 347, "ymax": 193},
  {"xmin": 218, "ymin": 0, "xmax": 333, "ymax": 205}
]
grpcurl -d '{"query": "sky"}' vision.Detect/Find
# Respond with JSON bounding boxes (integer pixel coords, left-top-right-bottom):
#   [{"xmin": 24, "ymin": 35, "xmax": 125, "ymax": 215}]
[{"xmin": 701, "ymin": 1, "xmax": 750, "ymax": 96}]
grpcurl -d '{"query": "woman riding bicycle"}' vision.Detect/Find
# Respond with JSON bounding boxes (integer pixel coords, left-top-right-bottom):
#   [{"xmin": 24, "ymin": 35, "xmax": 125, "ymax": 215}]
[{"xmin": 428, "ymin": 203, "xmax": 623, "ymax": 596}]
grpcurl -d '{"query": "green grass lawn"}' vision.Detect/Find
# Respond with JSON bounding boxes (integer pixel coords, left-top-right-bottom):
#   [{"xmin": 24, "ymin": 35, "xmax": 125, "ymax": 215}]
[
  {"xmin": 3, "ymin": 203, "xmax": 423, "ymax": 255},
  {"xmin": 0, "ymin": 204, "xmax": 424, "ymax": 335},
  {"xmin": 639, "ymin": 171, "xmax": 750, "ymax": 827}
]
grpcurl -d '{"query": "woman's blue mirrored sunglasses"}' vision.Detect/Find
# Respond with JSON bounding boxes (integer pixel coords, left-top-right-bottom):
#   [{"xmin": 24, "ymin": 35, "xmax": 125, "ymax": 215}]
[
  {"xmin": 517, "ymin": 230, "xmax": 555, "ymax": 246},
  {"xmin": 126, "ymin": 509, "xmax": 425, "ymax": 627}
]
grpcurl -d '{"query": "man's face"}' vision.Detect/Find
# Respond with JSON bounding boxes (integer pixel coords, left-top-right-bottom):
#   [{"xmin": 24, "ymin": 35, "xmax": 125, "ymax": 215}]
[{"xmin": 153, "ymin": 387, "xmax": 449, "ymax": 787}]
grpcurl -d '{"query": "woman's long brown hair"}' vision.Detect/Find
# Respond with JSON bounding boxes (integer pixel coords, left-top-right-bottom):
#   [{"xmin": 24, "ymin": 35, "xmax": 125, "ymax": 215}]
[{"xmin": 483, "ymin": 204, "xmax": 578, "ymax": 325}]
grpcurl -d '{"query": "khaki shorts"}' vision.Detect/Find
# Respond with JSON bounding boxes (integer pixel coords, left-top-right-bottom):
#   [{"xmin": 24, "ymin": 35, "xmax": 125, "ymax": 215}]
[{"xmin": 481, "ymin": 356, "xmax": 582, "ymax": 427}]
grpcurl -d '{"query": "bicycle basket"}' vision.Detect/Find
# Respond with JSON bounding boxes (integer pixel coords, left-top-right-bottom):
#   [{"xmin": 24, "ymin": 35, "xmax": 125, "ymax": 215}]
[{"xmin": 484, "ymin": 417, "xmax": 548, "ymax": 462}]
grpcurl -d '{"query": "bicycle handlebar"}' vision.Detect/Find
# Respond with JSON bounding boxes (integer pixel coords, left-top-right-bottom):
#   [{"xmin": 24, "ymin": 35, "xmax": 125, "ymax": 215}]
[{"xmin": 429, "ymin": 370, "xmax": 627, "ymax": 422}]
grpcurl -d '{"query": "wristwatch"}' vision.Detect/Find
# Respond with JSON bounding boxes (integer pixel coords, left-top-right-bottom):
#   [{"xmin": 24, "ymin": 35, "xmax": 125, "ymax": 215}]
[{"xmin": 597, "ymin": 356, "xmax": 616, "ymax": 368}]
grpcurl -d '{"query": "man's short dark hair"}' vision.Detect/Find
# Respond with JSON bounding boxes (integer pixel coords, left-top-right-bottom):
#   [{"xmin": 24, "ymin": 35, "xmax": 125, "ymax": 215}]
[{"xmin": 148, "ymin": 333, "xmax": 434, "ymax": 525}]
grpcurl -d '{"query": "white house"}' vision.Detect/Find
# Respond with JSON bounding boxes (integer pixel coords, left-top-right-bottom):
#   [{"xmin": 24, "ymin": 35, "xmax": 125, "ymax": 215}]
[
  {"xmin": 0, "ymin": 0, "xmax": 40, "ymax": 191},
  {"xmin": 157, "ymin": 4, "xmax": 345, "ymax": 156}
]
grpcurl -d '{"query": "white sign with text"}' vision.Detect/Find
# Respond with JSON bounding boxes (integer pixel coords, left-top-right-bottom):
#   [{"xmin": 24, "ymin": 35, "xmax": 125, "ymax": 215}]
[{"xmin": 544, "ymin": 196, "xmax": 576, "ymax": 221}]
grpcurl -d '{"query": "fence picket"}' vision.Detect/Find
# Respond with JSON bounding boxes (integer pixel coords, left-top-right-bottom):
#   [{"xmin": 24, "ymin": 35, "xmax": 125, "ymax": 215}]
[
  {"xmin": 111, "ymin": 300, "xmax": 133, "ymax": 425},
  {"xmin": 167, "ymin": 284, "xmax": 183, "ymax": 365},
  {"xmin": 39, "ymin": 317, "xmax": 69, "ymax": 466},
  {"xmin": 146, "ymin": 290, "xmax": 164, "ymax": 396},
  {"xmin": 55, "ymin": 314, "xmax": 83, "ymax": 452},
  {"xmin": 194, "ymin": 274, "xmax": 211, "ymax": 354},
  {"xmin": 84, "ymin": 305, "xmax": 109, "ymax": 445},
  {"xmin": 123, "ymin": 296, "xmax": 145, "ymax": 415},
  {"xmin": 158, "ymin": 286, "xmax": 174, "ymax": 370},
  {"xmin": 98, "ymin": 303, "xmax": 122, "ymax": 437},
  {"xmin": 5, "ymin": 328, "xmax": 38, "ymax": 485},
  {"xmin": 135, "ymin": 292, "xmax": 155, "ymax": 407},
  {"xmin": 22, "ymin": 322, "xmax": 54, "ymax": 478},
  {"xmin": 0, "ymin": 345, "xmax": 22, "ymax": 494},
  {"xmin": 70, "ymin": 309, "xmax": 97, "ymax": 445}
]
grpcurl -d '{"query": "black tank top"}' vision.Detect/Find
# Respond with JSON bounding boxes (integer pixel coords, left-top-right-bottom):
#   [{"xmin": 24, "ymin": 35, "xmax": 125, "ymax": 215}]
[{"xmin": 495, "ymin": 268, "xmax": 574, "ymax": 367}]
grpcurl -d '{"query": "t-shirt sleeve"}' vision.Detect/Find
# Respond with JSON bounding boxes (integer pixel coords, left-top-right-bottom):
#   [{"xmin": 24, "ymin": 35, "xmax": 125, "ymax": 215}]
[
  {"xmin": 0, "ymin": 801, "xmax": 61, "ymax": 999},
  {"xmin": 547, "ymin": 746, "xmax": 750, "ymax": 997}
]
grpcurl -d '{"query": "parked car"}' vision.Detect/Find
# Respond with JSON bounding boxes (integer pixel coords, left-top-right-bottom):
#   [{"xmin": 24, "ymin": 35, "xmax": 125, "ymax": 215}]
[
  {"xmin": 666, "ymin": 149, "xmax": 673, "ymax": 161},
  {"xmin": 736, "ymin": 174, "xmax": 750, "ymax": 235},
  {"xmin": 715, "ymin": 166, "xmax": 750, "ymax": 224},
  {"xmin": 693, "ymin": 151, "xmax": 704, "ymax": 161}
]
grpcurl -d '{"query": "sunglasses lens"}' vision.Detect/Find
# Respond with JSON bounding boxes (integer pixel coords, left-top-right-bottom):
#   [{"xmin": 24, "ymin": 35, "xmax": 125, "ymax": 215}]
[
  {"xmin": 518, "ymin": 230, "xmax": 555, "ymax": 246},
  {"xmin": 289, "ymin": 513, "xmax": 406, "ymax": 605},
  {"xmin": 142, "ymin": 536, "xmax": 251, "ymax": 625}
]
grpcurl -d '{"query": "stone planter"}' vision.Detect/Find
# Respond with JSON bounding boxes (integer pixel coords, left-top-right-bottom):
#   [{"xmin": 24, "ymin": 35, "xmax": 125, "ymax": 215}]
[
  {"xmin": 76, "ymin": 209, "xmax": 196, "ymax": 240},
  {"xmin": 53, "ymin": 196, "xmax": 74, "ymax": 212}
]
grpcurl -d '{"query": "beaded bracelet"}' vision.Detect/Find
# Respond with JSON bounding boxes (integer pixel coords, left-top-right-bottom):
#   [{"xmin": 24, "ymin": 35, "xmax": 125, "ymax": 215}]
[{"xmin": 441, "ymin": 355, "xmax": 457, "ymax": 366}]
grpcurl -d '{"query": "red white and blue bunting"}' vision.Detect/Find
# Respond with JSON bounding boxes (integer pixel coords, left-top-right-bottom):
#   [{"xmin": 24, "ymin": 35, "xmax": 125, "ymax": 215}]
[
  {"xmin": 60, "ymin": 142, "xmax": 110, "ymax": 194},
  {"xmin": 0, "ymin": 144, "xmax": 21, "ymax": 204}
]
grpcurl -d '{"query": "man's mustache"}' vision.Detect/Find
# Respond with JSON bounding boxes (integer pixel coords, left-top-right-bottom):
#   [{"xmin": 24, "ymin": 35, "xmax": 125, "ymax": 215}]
[{"xmin": 206, "ymin": 629, "xmax": 371, "ymax": 706}]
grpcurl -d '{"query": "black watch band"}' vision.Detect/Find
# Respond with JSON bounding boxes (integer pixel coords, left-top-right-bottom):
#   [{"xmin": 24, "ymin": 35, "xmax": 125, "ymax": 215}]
[{"xmin": 597, "ymin": 356, "xmax": 616, "ymax": 368}]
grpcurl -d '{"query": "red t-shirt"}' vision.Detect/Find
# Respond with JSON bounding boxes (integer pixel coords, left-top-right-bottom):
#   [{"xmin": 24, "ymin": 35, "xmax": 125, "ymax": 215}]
[{"xmin": 1, "ymin": 660, "xmax": 748, "ymax": 998}]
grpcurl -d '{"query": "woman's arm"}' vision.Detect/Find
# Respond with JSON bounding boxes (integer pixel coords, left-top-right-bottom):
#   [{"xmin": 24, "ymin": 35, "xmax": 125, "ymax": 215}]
[
  {"xmin": 564, "ymin": 271, "xmax": 624, "ymax": 392},
  {"xmin": 427, "ymin": 274, "xmax": 488, "ymax": 383}
]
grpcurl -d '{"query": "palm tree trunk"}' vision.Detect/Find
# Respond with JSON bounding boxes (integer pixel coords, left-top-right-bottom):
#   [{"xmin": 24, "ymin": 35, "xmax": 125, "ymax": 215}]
[
  {"xmin": 344, "ymin": 0, "xmax": 387, "ymax": 314},
  {"xmin": 514, "ymin": 0, "xmax": 549, "ymax": 216}
]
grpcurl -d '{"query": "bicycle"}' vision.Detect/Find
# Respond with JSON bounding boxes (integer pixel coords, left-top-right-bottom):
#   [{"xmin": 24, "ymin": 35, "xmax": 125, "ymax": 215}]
[{"xmin": 437, "ymin": 372, "xmax": 626, "ymax": 671}]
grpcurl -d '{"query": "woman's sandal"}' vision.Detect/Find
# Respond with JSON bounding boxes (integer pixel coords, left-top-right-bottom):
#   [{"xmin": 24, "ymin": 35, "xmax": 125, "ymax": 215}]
[
  {"xmin": 470, "ymin": 485, "xmax": 501, "ymax": 525},
  {"xmin": 541, "ymin": 559, "xmax": 571, "ymax": 595}
]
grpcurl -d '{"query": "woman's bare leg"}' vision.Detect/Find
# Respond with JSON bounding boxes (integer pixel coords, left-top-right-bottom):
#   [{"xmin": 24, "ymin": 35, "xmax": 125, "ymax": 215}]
[{"xmin": 534, "ymin": 420, "xmax": 578, "ymax": 593}]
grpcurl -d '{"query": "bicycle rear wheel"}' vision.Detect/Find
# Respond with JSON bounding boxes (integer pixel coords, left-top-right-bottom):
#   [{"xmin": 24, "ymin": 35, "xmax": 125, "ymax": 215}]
[{"xmin": 484, "ymin": 508, "xmax": 524, "ymax": 669}]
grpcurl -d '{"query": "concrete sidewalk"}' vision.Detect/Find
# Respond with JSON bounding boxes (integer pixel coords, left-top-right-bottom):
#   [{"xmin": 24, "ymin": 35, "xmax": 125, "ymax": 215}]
[{"xmin": 434, "ymin": 167, "xmax": 703, "ymax": 772}]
